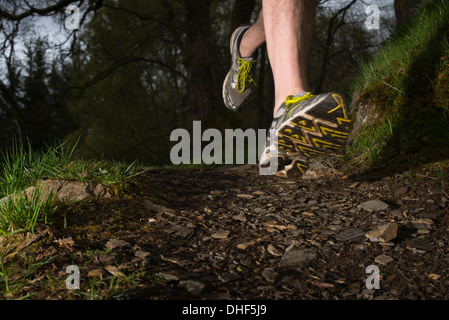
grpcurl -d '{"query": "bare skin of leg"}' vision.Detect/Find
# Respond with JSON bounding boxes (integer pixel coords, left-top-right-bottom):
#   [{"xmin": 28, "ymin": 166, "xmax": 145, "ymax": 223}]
[
  {"xmin": 239, "ymin": 12, "xmax": 265, "ymax": 58},
  {"xmin": 239, "ymin": 0, "xmax": 317, "ymax": 116}
]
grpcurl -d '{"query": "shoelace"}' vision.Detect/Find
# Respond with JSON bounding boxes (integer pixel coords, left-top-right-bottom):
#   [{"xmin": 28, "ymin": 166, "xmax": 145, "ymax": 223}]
[
  {"xmin": 284, "ymin": 92, "xmax": 316, "ymax": 108},
  {"xmin": 282, "ymin": 92, "xmax": 316, "ymax": 120},
  {"xmin": 236, "ymin": 57, "xmax": 256, "ymax": 93}
]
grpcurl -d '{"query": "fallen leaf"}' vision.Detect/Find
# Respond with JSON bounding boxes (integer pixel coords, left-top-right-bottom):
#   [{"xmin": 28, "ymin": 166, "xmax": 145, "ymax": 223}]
[
  {"xmin": 105, "ymin": 265, "xmax": 124, "ymax": 277},
  {"xmin": 237, "ymin": 241, "xmax": 255, "ymax": 250},
  {"xmin": 88, "ymin": 269, "xmax": 104, "ymax": 279},
  {"xmin": 311, "ymin": 281, "xmax": 335, "ymax": 289}
]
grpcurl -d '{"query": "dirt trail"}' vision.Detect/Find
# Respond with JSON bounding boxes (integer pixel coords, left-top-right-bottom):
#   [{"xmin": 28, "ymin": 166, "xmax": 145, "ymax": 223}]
[{"xmin": 1, "ymin": 164, "xmax": 449, "ymax": 300}]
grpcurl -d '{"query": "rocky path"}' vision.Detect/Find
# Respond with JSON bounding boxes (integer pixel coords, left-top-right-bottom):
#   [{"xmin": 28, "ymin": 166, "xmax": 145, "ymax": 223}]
[
  {"xmin": 2, "ymin": 164, "xmax": 449, "ymax": 300},
  {"xmin": 126, "ymin": 164, "xmax": 449, "ymax": 300}
]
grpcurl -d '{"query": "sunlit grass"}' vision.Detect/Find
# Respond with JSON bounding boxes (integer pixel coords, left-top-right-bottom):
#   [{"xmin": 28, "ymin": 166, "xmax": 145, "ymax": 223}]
[
  {"xmin": 344, "ymin": 115, "xmax": 396, "ymax": 168},
  {"xmin": 0, "ymin": 138, "xmax": 144, "ymax": 235},
  {"xmin": 351, "ymin": 0, "xmax": 449, "ymax": 93},
  {"xmin": 0, "ymin": 182, "xmax": 56, "ymax": 235},
  {"xmin": 345, "ymin": 0, "xmax": 449, "ymax": 171}
]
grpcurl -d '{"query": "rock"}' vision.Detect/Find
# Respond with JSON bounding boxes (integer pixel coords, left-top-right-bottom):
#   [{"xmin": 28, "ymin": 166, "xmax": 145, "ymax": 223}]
[
  {"xmin": 31, "ymin": 180, "xmax": 111, "ymax": 202},
  {"xmin": 279, "ymin": 248, "xmax": 317, "ymax": 268},
  {"xmin": 237, "ymin": 194, "xmax": 253, "ymax": 199},
  {"xmin": 261, "ymin": 268, "xmax": 278, "ymax": 283},
  {"xmin": 335, "ymin": 228, "xmax": 365, "ymax": 242},
  {"xmin": 348, "ymin": 93, "xmax": 382, "ymax": 142},
  {"xmin": 267, "ymin": 244, "xmax": 283, "ymax": 257},
  {"xmin": 303, "ymin": 158, "xmax": 342, "ymax": 179},
  {"xmin": 166, "ymin": 225, "xmax": 194, "ymax": 239},
  {"xmin": 219, "ymin": 272, "xmax": 241, "ymax": 282},
  {"xmin": 354, "ymin": 244, "xmax": 367, "ymax": 251},
  {"xmin": 0, "ymin": 179, "xmax": 112, "ymax": 205},
  {"xmin": 211, "ymin": 229, "xmax": 230, "ymax": 239},
  {"xmin": 180, "ymin": 280, "xmax": 205, "ymax": 296},
  {"xmin": 394, "ymin": 186, "xmax": 409, "ymax": 198},
  {"xmin": 236, "ymin": 241, "xmax": 255, "ymax": 250},
  {"xmin": 98, "ymin": 254, "xmax": 113, "ymax": 264},
  {"xmin": 366, "ymin": 222, "xmax": 398, "ymax": 242},
  {"xmin": 105, "ymin": 239, "xmax": 131, "ymax": 250},
  {"xmin": 408, "ymin": 240, "xmax": 433, "ymax": 252},
  {"xmin": 135, "ymin": 250, "xmax": 150, "ymax": 259},
  {"xmin": 232, "ymin": 213, "xmax": 247, "ymax": 222},
  {"xmin": 156, "ymin": 272, "xmax": 180, "ymax": 281},
  {"xmin": 142, "ymin": 199, "xmax": 175, "ymax": 214},
  {"xmin": 374, "ymin": 254, "xmax": 394, "ymax": 265},
  {"xmin": 360, "ymin": 200, "xmax": 389, "ymax": 212}
]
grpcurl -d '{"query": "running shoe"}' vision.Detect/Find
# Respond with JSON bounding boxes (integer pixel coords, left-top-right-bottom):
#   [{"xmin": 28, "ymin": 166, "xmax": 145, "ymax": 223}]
[
  {"xmin": 222, "ymin": 25, "xmax": 257, "ymax": 111},
  {"xmin": 260, "ymin": 92, "xmax": 352, "ymax": 178}
]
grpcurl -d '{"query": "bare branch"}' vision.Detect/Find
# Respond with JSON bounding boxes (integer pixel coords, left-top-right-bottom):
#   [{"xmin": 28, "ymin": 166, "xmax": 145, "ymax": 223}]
[{"xmin": 0, "ymin": 0, "xmax": 83, "ymax": 21}]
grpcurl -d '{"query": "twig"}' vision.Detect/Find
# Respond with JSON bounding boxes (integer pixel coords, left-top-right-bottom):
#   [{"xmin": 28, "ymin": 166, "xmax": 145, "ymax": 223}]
[{"xmin": 442, "ymin": 181, "xmax": 449, "ymax": 198}]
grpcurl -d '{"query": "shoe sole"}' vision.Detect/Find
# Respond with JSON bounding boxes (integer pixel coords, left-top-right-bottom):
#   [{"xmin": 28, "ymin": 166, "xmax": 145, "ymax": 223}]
[
  {"xmin": 222, "ymin": 25, "xmax": 251, "ymax": 111},
  {"xmin": 272, "ymin": 93, "xmax": 352, "ymax": 178}
]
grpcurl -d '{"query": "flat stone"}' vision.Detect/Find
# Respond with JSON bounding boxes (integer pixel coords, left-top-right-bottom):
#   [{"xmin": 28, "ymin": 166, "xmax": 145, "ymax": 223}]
[
  {"xmin": 180, "ymin": 280, "xmax": 205, "ymax": 296},
  {"xmin": 261, "ymin": 268, "xmax": 278, "ymax": 283},
  {"xmin": 156, "ymin": 272, "xmax": 180, "ymax": 281},
  {"xmin": 302, "ymin": 159, "xmax": 342, "ymax": 179},
  {"xmin": 335, "ymin": 228, "xmax": 365, "ymax": 242},
  {"xmin": 374, "ymin": 254, "xmax": 394, "ymax": 265},
  {"xmin": 219, "ymin": 272, "xmax": 241, "ymax": 282},
  {"xmin": 279, "ymin": 248, "xmax": 317, "ymax": 268},
  {"xmin": 394, "ymin": 186, "xmax": 409, "ymax": 198},
  {"xmin": 142, "ymin": 199, "xmax": 175, "ymax": 214},
  {"xmin": 232, "ymin": 214, "xmax": 247, "ymax": 222},
  {"xmin": 366, "ymin": 222, "xmax": 398, "ymax": 242},
  {"xmin": 211, "ymin": 229, "xmax": 230, "ymax": 239},
  {"xmin": 237, "ymin": 194, "xmax": 253, "ymax": 199},
  {"xmin": 1, "ymin": 179, "xmax": 112, "ymax": 206},
  {"xmin": 408, "ymin": 240, "xmax": 433, "ymax": 251},
  {"xmin": 360, "ymin": 199, "xmax": 389, "ymax": 212},
  {"xmin": 354, "ymin": 244, "xmax": 367, "ymax": 251},
  {"xmin": 167, "ymin": 225, "xmax": 194, "ymax": 239},
  {"xmin": 105, "ymin": 239, "xmax": 131, "ymax": 250},
  {"xmin": 135, "ymin": 250, "xmax": 150, "ymax": 259},
  {"xmin": 236, "ymin": 241, "xmax": 255, "ymax": 250}
]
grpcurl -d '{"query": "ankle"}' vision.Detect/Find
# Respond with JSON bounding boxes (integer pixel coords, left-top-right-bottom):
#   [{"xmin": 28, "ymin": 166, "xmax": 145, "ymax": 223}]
[
  {"xmin": 239, "ymin": 28, "xmax": 265, "ymax": 58},
  {"xmin": 239, "ymin": 32, "xmax": 255, "ymax": 58}
]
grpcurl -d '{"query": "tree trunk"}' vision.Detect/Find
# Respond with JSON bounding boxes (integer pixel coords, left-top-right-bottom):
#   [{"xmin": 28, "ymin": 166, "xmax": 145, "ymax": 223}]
[
  {"xmin": 182, "ymin": 0, "xmax": 221, "ymax": 123},
  {"xmin": 394, "ymin": 0, "xmax": 426, "ymax": 27}
]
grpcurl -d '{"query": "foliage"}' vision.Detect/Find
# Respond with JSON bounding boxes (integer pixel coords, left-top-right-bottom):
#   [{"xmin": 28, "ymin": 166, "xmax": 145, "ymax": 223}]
[
  {"xmin": 0, "ymin": 138, "xmax": 142, "ymax": 235},
  {"xmin": 0, "ymin": 38, "xmax": 75, "ymax": 151},
  {"xmin": 351, "ymin": 0, "xmax": 449, "ymax": 93},
  {"xmin": 0, "ymin": 182, "xmax": 56, "ymax": 235},
  {"xmin": 345, "ymin": 0, "xmax": 449, "ymax": 172},
  {"xmin": 0, "ymin": 0, "xmax": 396, "ymax": 167}
]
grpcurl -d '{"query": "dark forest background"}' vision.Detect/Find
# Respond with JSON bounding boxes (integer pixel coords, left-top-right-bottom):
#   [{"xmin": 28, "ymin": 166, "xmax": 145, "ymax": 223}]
[{"xmin": 0, "ymin": 0, "xmax": 424, "ymax": 166}]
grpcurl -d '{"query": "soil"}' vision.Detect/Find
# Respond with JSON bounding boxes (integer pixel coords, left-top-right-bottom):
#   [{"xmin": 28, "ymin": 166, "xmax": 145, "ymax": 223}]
[{"xmin": 1, "ymin": 163, "xmax": 449, "ymax": 301}]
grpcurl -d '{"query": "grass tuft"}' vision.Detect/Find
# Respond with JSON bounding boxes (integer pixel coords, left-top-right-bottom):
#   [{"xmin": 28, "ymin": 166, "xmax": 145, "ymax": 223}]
[
  {"xmin": 0, "ymin": 138, "xmax": 144, "ymax": 235},
  {"xmin": 345, "ymin": 0, "xmax": 449, "ymax": 173}
]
